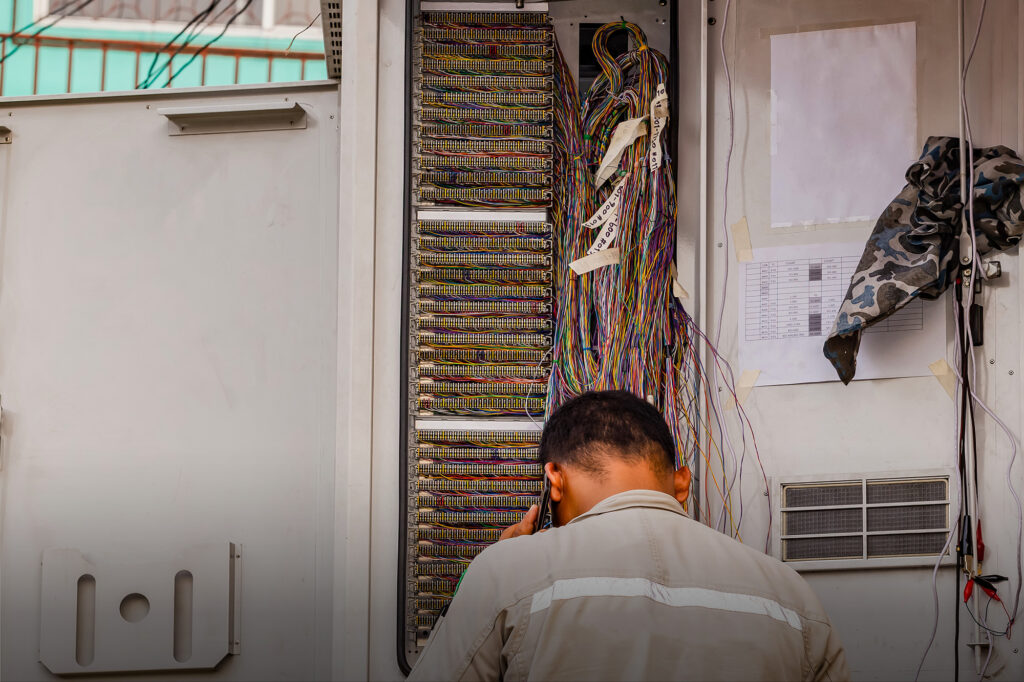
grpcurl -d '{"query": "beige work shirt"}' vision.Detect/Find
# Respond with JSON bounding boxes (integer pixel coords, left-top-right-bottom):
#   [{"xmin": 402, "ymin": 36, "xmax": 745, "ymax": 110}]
[{"xmin": 408, "ymin": 489, "xmax": 849, "ymax": 682}]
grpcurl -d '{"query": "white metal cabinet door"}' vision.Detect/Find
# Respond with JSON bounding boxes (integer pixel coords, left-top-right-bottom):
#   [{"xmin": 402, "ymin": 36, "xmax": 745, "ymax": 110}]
[{"xmin": 0, "ymin": 83, "xmax": 339, "ymax": 681}]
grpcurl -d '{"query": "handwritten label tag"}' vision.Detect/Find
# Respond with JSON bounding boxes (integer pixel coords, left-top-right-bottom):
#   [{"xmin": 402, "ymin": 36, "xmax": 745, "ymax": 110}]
[
  {"xmin": 586, "ymin": 213, "xmax": 620, "ymax": 255},
  {"xmin": 649, "ymin": 83, "xmax": 669, "ymax": 172},
  {"xmin": 582, "ymin": 180, "xmax": 626, "ymax": 230}
]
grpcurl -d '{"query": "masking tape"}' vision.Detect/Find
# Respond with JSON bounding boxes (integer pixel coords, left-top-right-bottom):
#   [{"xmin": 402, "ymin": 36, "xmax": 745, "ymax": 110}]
[
  {"xmin": 758, "ymin": 17, "xmax": 916, "ymax": 40},
  {"xmin": 595, "ymin": 116, "xmax": 647, "ymax": 188},
  {"xmin": 725, "ymin": 369, "xmax": 760, "ymax": 410},
  {"xmin": 569, "ymin": 248, "xmax": 620, "ymax": 275},
  {"xmin": 929, "ymin": 358, "xmax": 956, "ymax": 400},
  {"xmin": 731, "ymin": 217, "xmax": 753, "ymax": 262},
  {"xmin": 669, "ymin": 263, "xmax": 689, "ymax": 300}
]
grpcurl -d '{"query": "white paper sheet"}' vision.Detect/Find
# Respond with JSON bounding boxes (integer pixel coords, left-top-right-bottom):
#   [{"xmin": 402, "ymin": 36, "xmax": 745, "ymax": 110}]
[
  {"xmin": 770, "ymin": 22, "xmax": 917, "ymax": 228},
  {"xmin": 738, "ymin": 243, "xmax": 946, "ymax": 386}
]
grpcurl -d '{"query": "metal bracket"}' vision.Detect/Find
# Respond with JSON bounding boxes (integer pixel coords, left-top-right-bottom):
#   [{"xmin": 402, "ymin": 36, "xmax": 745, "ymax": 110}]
[
  {"xmin": 157, "ymin": 102, "xmax": 307, "ymax": 136},
  {"xmin": 39, "ymin": 543, "xmax": 241, "ymax": 675},
  {"xmin": 0, "ymin": 126, "xmax": 12, "ymax": 144},
  {"xmin": 983, "ymin": 259, "xmax": 1003, "ymax": 280}
]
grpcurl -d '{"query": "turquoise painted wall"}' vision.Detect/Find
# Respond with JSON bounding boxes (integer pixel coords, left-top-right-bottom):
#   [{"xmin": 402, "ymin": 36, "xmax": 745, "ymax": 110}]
[{"xmin": 0, "ymin": 0, "xmax": 327, "ymax": 96}]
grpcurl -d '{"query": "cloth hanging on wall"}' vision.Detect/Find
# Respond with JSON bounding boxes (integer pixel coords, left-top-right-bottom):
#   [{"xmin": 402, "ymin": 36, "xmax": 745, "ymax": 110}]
[{"xmin": 823, "ymin": 136, "xmax": 1024, "ymax": 384}]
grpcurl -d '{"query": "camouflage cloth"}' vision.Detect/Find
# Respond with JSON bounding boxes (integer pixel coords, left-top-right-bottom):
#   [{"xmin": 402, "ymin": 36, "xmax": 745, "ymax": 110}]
[{"xmin": 824, "ymin": 136, "xmax": 1024, "ymax": 384}]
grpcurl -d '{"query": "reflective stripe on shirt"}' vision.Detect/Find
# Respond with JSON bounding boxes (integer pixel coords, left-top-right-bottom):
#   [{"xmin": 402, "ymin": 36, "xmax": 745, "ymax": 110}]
[{"xmin": 529, "ymin": 577, "xmax": 804, "ymax": 632}]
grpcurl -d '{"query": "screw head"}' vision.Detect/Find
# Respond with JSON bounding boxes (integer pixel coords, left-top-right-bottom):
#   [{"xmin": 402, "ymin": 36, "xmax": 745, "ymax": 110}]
[
  {"xmin": 708, "ymin": 17, "xmax": 717, "ymax": 25},
  {"xmin": 717, "ymin": 242, "xmax": 723, "ymax": 248},
  {"xmin": 990, "ymin": 359, "xmax": 995, "ymax": 364}
]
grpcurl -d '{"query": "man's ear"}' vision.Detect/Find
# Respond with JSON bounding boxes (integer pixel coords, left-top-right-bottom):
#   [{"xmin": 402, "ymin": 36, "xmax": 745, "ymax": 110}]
[
  {"xmin": 673, "ymin": 466, "xmax": 691, "ymax": 506},
  {"xmin": 545, "ymin": 462, "xmax": 565, "ymax": 502}
]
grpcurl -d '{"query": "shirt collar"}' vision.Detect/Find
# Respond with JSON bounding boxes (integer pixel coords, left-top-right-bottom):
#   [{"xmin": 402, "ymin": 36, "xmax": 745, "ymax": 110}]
[{"xmin": 566, "ymin": 489, "xmax": 687, "ymax": 526}]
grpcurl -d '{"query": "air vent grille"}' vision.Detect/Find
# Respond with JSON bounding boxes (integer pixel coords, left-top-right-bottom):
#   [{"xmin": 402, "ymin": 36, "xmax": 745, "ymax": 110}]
[
  {"xmin": 779, "ymin": 476, "xmax": 949, "ymax": 563},
  {"xmin": 320, "ymin": 0, "xmax": 342, "ymax": 78},
  {"xmin": 867, "ymin": 532, "xmax": 948, "ymax": 557},
  {"xmin": 866, "ymin": 479, "xmax": 946, "ymax": 504},
  {"xmin": 783, "ymin": 483, "xmax": 862, "ymax": 508},
  {"xmin": 783, "ymin": 536, "xmax": 863, "ymax": 561},
  {"xmin": 783, "ymin": 508, "xmax": 862, "ymax": 535}
]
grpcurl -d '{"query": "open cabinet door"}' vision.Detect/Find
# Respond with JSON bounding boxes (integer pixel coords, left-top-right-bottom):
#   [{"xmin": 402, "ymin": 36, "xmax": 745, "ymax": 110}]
[{"xmin": 0, "ymin": 82, "xmax": 339, "ymax": 681}]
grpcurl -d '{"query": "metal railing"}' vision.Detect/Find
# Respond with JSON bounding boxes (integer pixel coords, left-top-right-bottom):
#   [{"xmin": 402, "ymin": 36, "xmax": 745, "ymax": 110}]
[{"xmin": 0, "ymin": 31, "xmax": 325, "ymax": 94}]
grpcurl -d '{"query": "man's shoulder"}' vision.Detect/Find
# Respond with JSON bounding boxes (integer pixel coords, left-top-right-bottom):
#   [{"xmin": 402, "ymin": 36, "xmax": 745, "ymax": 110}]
[
  {"xmin": 455, "ymin": 531, "xmax": 566, "ymax": 611},
  {"xmin": 596, "ymin": 506, "xmax": 832, "ymax": 620},
  {"xmin": 466, "ymin": 505, "xmax": 828, "ymax": 622},
  {"xmin": 471, "ymin": 525, "xmax": 564, "ymax": 570},
  {"xmin": 670, "ymin": 516, "xmax": 829, "ymax": 618}
]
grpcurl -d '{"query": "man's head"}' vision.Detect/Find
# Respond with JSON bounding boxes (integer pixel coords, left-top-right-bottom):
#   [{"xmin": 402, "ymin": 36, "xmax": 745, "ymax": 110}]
[{"xmin": 539, "ymin": 390, "xmax": 690, "ymax": 526}]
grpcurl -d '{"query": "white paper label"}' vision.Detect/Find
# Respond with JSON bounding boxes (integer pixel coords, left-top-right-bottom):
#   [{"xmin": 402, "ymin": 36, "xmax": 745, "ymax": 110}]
[
  {"xmin": 582, "ymin": 180, "xmax": 626, "ymax": 230},
  {"xmin": 649, "ymin": 83, "xmax": 669, "ymax": 172},
  {"xmin": 594, "ymin": 116, "xmax": 648, "ymax": 188},
  {"xmin": 586, "ymin": 213, "xmax": 620, "ymax": 255},
  {"xmin": 569, "ymin": 248, "xmax": 621, "ymax": 275}
]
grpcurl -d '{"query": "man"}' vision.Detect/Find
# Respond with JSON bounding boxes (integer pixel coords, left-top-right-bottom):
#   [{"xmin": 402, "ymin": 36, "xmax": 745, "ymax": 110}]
[{"xmin": 408, "ymin": 390, "xmax": 849, "ymax": 681}]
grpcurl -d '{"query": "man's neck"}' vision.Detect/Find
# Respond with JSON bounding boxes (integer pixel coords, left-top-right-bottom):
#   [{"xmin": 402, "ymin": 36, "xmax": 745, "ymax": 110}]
[{"xmin": 559, "ymin": 459, "xmax": 675, "ymax": 524}]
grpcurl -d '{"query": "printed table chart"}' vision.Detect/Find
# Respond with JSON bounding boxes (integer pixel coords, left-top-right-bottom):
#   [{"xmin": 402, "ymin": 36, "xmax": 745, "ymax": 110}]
[
  {"xmin": 738, "ymin": 243, "xmax": 943, "ymax": 385},
  {"xmin": 744, "ymin": 256, "xmax": 924, "ymax": 341}
]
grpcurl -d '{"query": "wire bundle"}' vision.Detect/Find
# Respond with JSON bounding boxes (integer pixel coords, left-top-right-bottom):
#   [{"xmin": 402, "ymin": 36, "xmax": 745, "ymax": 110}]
[
  {"xmin": 134, "ymin": 0, "xmax": 258, "ymax": 89},
  {"xmin": 547, "ymin": 22, "xmax": 677, "ymax": 409},
  {"xmin": 547, "ymin": 21, "xmax": 766, "ymax": 543}
]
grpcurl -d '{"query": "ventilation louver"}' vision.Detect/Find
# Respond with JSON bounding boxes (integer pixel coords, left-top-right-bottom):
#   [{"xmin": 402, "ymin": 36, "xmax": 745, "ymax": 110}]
[
  {"xmin": 319, "ymin": 0, "xmax": 342, "ymax": 78},
  {"xmin": 779, "ymin": 476, "xmax": 950, "ymax": 565}
]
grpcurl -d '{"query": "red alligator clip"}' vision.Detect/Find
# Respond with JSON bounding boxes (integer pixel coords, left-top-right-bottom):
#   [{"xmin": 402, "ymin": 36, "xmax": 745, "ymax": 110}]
[{"xmin": 977, "ymin": 520, "xmax": 985, "ymax": 563}]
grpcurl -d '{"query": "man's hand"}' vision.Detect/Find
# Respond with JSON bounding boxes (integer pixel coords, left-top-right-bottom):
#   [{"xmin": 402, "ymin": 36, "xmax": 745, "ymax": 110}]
[{"xmin": 499, "ymin": 504, "xmax": 539, "ymax": 541}]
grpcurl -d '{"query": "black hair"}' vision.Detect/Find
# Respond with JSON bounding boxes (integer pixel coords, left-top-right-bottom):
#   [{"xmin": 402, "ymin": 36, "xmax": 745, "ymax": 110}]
[{"xmin": 539, "ymin": 390, "xmax": 677, "ymax": 477}]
